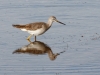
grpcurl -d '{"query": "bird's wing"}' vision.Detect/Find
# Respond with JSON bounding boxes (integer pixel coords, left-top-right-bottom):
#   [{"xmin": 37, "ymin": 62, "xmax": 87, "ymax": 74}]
[{"xmin": 26, "ymin": 22, "xmax": 47, "ymax": 30}]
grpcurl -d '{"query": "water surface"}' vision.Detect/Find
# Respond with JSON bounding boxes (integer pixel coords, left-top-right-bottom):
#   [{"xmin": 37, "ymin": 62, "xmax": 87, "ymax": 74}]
[{"xmin": 0, "ymin": 0, "xmax": 100, "ymax": 75}]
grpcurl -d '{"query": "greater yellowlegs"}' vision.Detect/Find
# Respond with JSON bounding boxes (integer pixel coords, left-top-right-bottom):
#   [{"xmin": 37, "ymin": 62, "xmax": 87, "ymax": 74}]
[{"xmin": 12, "ymin": 16, "xmax": 66, "ymax": 41}]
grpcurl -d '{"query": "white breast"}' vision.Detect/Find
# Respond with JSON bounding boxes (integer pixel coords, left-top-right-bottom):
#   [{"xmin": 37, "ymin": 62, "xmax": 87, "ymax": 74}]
[{"xmin": 27, "ymin": 28, "xmax": 46, "ymax": 36}]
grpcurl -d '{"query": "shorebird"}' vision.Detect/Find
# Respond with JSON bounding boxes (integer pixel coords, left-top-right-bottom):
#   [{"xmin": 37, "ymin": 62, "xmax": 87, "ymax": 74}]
[
  {"xmin": 12, "ymin": 16, "xmax": 66, "ymax": 41},
  {"xmin": 13, "ymin": 41, "xmax": 65, "ymax": 61}
]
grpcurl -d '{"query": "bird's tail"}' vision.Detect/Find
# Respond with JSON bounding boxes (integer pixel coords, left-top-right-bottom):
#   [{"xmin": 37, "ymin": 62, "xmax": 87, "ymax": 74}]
[{"xmin": 12, "ymin": 24, "xmax": 26, "ymax": 29}]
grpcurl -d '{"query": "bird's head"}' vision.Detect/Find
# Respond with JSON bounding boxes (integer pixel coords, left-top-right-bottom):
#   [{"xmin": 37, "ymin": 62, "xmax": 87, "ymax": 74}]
[{"xmin": 50, "ymin": 16, "xmax": 66, "ymax": 25}]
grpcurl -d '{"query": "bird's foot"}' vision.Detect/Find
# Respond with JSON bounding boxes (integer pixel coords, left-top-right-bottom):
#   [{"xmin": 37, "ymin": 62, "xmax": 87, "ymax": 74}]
[{"xmin": 26, "ymin": 39, "xmax": 32, "ymax": 43}]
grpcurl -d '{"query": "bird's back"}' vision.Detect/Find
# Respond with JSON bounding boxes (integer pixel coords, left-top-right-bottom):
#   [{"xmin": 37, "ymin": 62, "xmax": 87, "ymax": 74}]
[
  {"xmin": 13, "ymin": 22, "xmax": 48, "ymax": 31},
  {"xmin": 26, "ymin": 22, "xmax": 48, "ymax": 30}
]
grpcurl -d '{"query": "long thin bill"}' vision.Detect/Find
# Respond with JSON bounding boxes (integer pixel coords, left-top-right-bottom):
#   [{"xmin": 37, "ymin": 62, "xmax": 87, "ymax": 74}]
[{"xmin": 56, "ymin": 20, "xmax": 66, "ymax": 25}]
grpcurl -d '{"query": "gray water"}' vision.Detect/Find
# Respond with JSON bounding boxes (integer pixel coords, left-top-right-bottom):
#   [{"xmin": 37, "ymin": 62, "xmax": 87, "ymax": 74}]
[{"xmin": 0, "ymin": 0, "xmax": 100, "ymax": 75}]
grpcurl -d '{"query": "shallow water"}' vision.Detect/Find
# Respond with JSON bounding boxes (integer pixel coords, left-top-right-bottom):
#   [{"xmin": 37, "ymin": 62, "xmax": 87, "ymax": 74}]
[{"xmin": 0, "ymin": 0, "xmax": 100, "ymax": 75}]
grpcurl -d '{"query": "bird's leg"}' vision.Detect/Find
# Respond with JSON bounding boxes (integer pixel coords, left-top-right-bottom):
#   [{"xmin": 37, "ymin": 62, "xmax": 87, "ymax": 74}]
[
  {"xmin": 34, "ymin": 36, "xmax": 36, "ymax": 41},
  {"xmin": 27, "ymin": 39, "xmax": 32, "ymax": 43},
  {"xmin": 26, "ymin": 34, "xmax": 32, "ymax": 41}
]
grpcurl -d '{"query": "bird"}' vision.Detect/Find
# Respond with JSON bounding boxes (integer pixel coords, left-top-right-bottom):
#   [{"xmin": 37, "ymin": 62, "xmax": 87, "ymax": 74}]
[{"xmin": 12, "ymin": 16, "xmax": 66, "ymax": 41}]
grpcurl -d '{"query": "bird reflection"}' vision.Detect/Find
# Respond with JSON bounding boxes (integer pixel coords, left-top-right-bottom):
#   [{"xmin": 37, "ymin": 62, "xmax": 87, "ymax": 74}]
[{"xmin": 13, "ymin": 41, "xmax": 65, "ymax": 61}]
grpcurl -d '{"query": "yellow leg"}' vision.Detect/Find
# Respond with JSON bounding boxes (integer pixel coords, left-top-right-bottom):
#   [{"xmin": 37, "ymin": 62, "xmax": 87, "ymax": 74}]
[
  {"xmin": 27, "ymin": 39, "xmax": 32, "ymax": 43},
  {"xmin": 26, "ymin": 34, "xmax": 32, "ymax": 40},
  {"xmin": 26, "ymin": 35, "xmax": 33, "ymax": 43}
]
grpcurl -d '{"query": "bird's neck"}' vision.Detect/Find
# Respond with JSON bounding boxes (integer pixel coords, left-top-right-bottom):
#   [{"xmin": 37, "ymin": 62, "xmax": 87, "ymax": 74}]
[{"xmin": 47, "ymin": 19, "xmax": 53, "ymax": 28}]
